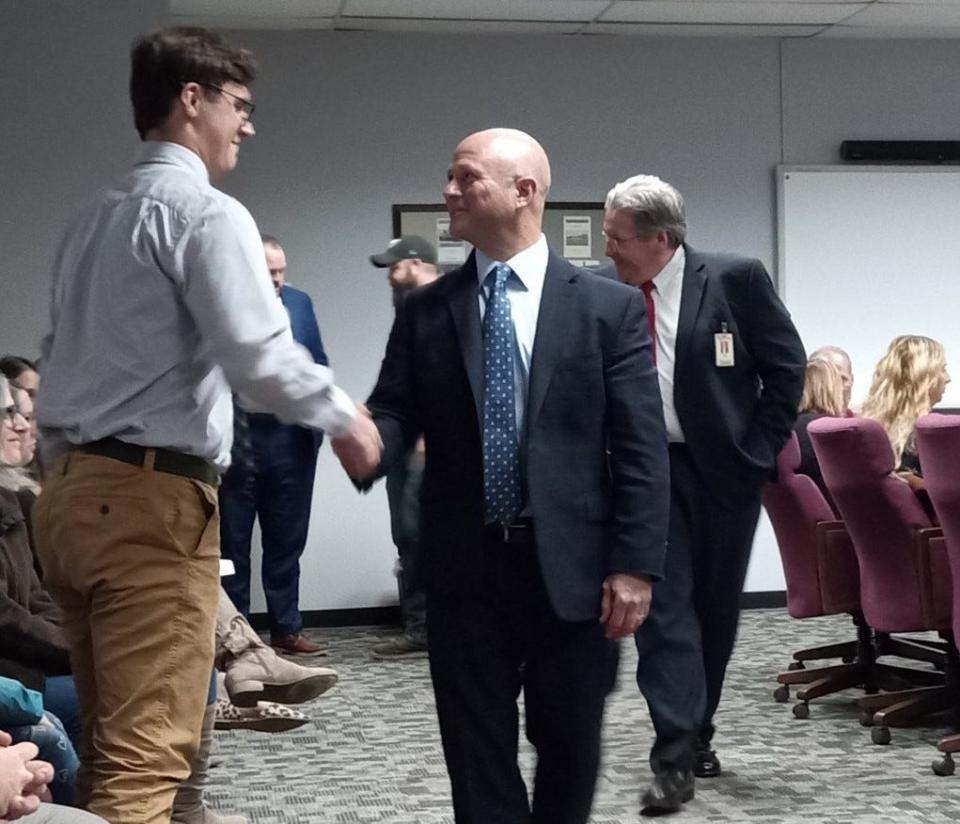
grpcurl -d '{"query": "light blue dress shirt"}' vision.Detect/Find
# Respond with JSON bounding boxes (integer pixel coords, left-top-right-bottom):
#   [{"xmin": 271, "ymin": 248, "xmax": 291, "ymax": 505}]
[
  {"xmin": 475, "ymin": 234, "xmax": 548, "ymax": 440},
  {"xmin": 38, "ymin": 141, "xmax": 354, "ymax": 469}
]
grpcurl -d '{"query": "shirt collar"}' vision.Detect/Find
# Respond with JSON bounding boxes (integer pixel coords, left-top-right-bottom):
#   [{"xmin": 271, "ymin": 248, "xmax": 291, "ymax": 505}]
[
  {"xmin": 134, "ymin": 140, "xmax": 210, "ymax": 185},
  {"xmin": 476, "ymin": 234, "xmax": 549, "ymax": 292},
  {"xmin": 651, "ymin": 244, "xmax": 685, "ymax": 294}
]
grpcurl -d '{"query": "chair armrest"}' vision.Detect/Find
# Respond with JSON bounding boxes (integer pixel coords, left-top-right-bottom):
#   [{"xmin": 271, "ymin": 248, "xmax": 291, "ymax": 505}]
[
  {"xmin": 816, "ymin": 520, "xmax": 861, "ymax": 614},
  {"xmin": 916, "ymin": 528, "xmax": 951, "ymax": 630}
]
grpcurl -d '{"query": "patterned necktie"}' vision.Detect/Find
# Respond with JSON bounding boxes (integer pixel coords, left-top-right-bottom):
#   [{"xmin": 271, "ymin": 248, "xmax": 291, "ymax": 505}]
[
  {"xmin": 482, "ymin": 263, "xmax": 522, "ymax": 523},
  {"xmin": 640, "ymin": 280, "xmax": 657, "ymax": 365}
]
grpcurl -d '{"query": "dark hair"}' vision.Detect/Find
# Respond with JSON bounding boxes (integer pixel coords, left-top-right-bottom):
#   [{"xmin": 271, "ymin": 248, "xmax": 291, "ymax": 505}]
[
  {"xmin": 0, "ymin": 355, "xmax": 37, "ymax": 381},
  {"xmin": 261, "ymin": 234, "xmax": 282, "ymax": 248},
  {"xmin": 130, "ymin": 26, "xmax": 257, "ymax": 139}
]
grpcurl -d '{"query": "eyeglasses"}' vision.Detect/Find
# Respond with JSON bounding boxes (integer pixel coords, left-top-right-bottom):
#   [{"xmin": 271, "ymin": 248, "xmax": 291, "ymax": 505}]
[
  {"xmin": 199, "ymin": 83, "xmax": 255, "ymax": 121},
  {"xmin": 601, "ymin": 229, "xmax": 641, "ymax": 247}
]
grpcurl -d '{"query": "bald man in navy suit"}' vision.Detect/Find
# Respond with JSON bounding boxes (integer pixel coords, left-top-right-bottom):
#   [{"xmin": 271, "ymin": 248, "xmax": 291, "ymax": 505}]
[{"xmin": 336, "ymin": 129, "xmax": 670, "ymax": 824}]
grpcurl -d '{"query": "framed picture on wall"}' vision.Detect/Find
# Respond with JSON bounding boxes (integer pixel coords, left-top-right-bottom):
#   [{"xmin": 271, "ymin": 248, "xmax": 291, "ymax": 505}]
[{"xmin": 391, "ymin": 202, "xmax": 610, "ymax": 272}]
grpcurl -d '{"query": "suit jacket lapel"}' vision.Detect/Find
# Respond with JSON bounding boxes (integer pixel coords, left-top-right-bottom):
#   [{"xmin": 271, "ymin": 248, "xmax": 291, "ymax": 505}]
[
  {"xmin": 527, "ymin": 253, "xmax": 577, "ymax": 431},
  {"xmin": 675, "ymin": 244, "xmax": 707, "ymax": 376},
  {"xmin": 446, "ymin": 254, "xmax": 484, "ymax": 427}
]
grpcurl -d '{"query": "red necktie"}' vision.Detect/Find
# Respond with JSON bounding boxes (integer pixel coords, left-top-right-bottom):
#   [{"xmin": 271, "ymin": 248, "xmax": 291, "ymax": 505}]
[{"xmin": 640, "ymin": 281, "xmax": 657, "ymax": 365}]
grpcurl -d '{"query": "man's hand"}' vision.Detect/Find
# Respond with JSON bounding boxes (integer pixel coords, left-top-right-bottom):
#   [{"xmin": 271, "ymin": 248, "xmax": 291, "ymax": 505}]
[
  {"xmin": 0, "ymin": 737, "xmax": 53, "ymax": 822},
  {"xmin": 600, "ymin": 573, "xmax": 653, "ymax": 639},
  {"xmin": 331, "ymin": 404, "xmax": 383, "ymax": 480}
]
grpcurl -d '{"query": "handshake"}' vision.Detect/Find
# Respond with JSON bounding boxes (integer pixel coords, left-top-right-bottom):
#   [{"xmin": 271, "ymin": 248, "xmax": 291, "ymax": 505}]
[
  {"xmin": 330, "ymin": 402, "xmax": 383, "ymax": 480},
  {"xmin": 0, "ymin": 731, "xmax": 54, "ymax": 821}
]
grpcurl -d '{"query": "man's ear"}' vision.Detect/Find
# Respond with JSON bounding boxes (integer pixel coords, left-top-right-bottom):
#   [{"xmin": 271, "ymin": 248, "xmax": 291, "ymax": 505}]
[
  {"xmin": 515, "ymin": 176, "xmax": 537, "ymax": 207},
  {"xmin": 179, "ymin": 82, "xmax": 203, "ymax": 119}
]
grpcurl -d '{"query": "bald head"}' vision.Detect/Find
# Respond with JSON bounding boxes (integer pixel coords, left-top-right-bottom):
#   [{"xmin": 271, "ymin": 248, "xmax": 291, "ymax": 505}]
[{"xmin": 444, "ymin": 127, "xmax": 551, "ymax": 260}]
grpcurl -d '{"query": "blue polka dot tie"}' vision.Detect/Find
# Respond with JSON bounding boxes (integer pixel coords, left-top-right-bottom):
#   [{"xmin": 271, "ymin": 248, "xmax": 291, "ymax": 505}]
[{"xmin": 482, "ymin": 263, "xmax": 522, "ymax": 524}]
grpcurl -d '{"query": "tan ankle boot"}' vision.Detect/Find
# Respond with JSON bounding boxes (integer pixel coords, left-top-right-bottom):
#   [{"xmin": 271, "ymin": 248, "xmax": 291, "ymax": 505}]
[
  {"xmin": 172, "ymin": 702, "xmax": 247, "ymax": 824},
  {"xmin": 225, "ymin": 642, "xmax": 338, "ymax": 706}
]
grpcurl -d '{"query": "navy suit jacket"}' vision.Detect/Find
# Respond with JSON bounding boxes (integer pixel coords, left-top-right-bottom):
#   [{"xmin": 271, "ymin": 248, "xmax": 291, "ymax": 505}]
[
  {"xmin": 601, "ymin": 245, "xmax": 805, "ymax": 499},
  {"xmin": 281, "ymin": 285, "xmax": 327, "ymax": 367},
  {"xmin": 280, "ymin": 285, "xmax": 328, "ymax": 450},
  {"xmin": 366, "ymin": 250, "xmax": 670, "ymax": 621}
]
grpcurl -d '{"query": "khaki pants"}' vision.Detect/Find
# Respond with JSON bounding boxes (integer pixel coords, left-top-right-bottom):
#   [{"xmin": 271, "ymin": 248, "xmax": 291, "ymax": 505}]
[{"xmin": 33, "ymin": 452, "xmax": 220, "ymax": 824}]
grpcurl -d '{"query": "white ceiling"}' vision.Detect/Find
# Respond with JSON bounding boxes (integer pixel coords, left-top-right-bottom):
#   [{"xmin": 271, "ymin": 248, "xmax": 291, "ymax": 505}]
[{"xmin": 166, "ymin": 0, "xmax": 960, "ymax": 38}]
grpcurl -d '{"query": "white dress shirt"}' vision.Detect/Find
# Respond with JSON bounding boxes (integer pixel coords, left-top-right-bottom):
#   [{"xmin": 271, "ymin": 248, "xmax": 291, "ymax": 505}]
[
  {"xmin": 648, "ymin": 246, "xmax": 687, "ymax": 443},
  {"xmin": 475, "ymin": 234, "xmax": 548, "ymax": 439},
  {"xmin": 38, "ymin": 141, "xmax": 354, "ymax": 469}
]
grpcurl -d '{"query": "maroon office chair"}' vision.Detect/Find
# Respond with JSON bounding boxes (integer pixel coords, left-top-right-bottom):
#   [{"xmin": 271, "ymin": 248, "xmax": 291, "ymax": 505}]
[
  {"xmin": 765, "ymin": 433, "xmax": 940, "ymax": 718},
  {"xmin": 915, "ymin": 413, "xmax": 960, "ymax": 774},
  {"xmin": 809, "ymin": 416, "xmax": 955, "ymax": 745}
]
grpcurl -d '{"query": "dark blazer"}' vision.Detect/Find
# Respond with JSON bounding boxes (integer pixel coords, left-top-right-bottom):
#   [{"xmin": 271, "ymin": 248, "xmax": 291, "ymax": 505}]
[
  {"xmin": 366, "ymin": 250, "xmax": 670, "ymax": 621},
  {"xmin": 281, "ymin": 285, "xmax": 327, "ymax": 366},
  {"xmin": 794, "ymin": 411, "xmax": 834, "ymax": 508},
  {"xmin": 601, "ymin": 246, "xmax": 805, "ymax": 498},
  {"xmin": 280, "ymin": 285, "xmax": 328, "ymax": 450},
  {"xmin": 670, "ymin": 246, "xmax": 805, "ymax": 497}
]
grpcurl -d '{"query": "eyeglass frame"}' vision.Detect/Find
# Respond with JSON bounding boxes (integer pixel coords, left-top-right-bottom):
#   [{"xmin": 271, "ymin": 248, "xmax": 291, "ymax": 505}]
[
  {"xmin": 1, "ymin": 404, "xmax": 23, "ymax": 425},
  {"xmin": 195, "ymin": 82, "xmax": 255, "ymax": 121},
  {"xmin": 600, "ymin": 228, "xmax": 642, "ymax": 247}
]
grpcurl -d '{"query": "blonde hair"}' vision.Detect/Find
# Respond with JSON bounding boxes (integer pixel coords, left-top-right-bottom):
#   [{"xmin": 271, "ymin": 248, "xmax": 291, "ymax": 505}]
[
  {"xmin": 861, "ymin": 335, "xmax": 946, "ymax": 466},
  {"xmin": 799, "ymin": 359, "xmax": 846, "ymax": 417}
]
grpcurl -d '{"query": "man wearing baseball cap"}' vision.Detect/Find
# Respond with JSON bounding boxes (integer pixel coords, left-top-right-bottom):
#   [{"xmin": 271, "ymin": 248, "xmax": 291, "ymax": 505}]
[{"xmin": 368, "ymin": 236, "xmax": 439, "ymax": 658}]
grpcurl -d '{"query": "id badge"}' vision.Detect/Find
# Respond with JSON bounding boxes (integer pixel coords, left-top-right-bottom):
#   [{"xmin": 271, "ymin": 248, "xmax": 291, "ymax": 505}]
[{"xmin": 714, "ymin": 326, "xmax": 735, "ymax": 367}]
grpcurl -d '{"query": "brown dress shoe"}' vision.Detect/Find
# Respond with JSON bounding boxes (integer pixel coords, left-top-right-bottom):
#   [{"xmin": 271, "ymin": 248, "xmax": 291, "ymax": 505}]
[{"xmin": 270, "ymin": 632, "xmax": 326, "ymax": 655}]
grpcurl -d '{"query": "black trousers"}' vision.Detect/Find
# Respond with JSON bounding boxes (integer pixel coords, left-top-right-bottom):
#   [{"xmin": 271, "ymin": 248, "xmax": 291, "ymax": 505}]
[
  {"xmin": 634, "ymin": 444, "xmax": 762, "ymax": 772},
  {"xmin": 428, "ymin": 531, "xmax": 619, "ymax": 824}
]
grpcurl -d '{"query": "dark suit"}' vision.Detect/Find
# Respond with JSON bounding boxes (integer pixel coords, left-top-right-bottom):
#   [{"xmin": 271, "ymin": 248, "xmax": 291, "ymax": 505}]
[
  {"xmin": 220, "ymin": 285, "xmax": 328, "ymax": 635},
  {"xmin": 607, "ymin": 245, "xmax": 805, "ymax": 771},
  {"xmin": 366, "ymin": 249, "xmax": 669, "ymax": 823}
]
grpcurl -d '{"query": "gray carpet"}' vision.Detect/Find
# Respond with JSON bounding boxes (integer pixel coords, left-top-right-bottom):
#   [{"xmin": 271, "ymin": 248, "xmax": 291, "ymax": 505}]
[{"xmin": 206, "ymin": 609, "xmax": 960, "ymax": 823}]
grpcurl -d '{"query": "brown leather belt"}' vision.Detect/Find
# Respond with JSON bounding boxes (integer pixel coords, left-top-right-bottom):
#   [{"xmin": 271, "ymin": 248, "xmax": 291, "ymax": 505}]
[
  {"xmin": 78, "ymin": 438, "xmax": 220, "ymax": 486},
  {"xmin": 483, "ymin": 518, "xmax": 535, "ymax": 545}
]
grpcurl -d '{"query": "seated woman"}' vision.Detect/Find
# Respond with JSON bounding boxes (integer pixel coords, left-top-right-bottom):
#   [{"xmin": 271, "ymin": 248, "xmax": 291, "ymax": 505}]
[
  {"xmin": 0, "ymin": 375, "xmax": 79, "ymax": 752},
  {"xmin": 861, "ymin": 334, "xmax": 951, "ymax": 490},
  {"xmin": 794, "ymin": 358, "xmax": 847, "ymax": 505},
  {"xmin": 1, "ymin": 676, "xmax": 78, "ymax": 806}
]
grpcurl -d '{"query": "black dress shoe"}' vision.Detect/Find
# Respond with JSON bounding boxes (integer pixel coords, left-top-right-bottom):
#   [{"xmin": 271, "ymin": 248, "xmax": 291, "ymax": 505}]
[
  {"xmin": 640, "ymin": 770, "xmax": 695, "ymax": 816},
  {"xmin": 694, "ymin": 745, "xmax": 721, "ymax": 778}
]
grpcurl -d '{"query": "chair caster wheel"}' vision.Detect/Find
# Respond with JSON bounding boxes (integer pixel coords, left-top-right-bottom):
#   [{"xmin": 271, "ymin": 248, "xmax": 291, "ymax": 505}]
[
  {"xmin": 793, "ymin": 701, "xmax": 810, "ymax": 719},
  {"xmin": 932, "ymin": 753, "xmax": 955, "ymax": 776},
  {"xmin": 859, "ymin": 710, "xmax": 874, "ymax": 727},
  {"xmin": 787, "ymin": 661, "xmax": 805, "ymax": 671},
  {"xmin": 871, "ymin": 726, "xmax": 892, "ymax": 745},
  {"xmin": 774, "ymin": 685, "xmax": 790, "ymax": 703}
]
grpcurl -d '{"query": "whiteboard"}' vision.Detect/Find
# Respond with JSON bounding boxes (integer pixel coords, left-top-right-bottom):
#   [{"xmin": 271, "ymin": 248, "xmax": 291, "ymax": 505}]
[{"xmin": 778, "ymin": 166, "xmax": 960, "ymax": 407}]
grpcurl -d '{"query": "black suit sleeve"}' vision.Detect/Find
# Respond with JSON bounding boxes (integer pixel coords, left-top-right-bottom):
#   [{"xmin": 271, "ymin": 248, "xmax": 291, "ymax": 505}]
[
  {"xmin": 605, "ymin": 289, "xmax": 670, "ymax": 579},
  {"xmin": 740, "ymin": 259, "xmax": 806, "ymax": 473},
  {"xmin": 366, "ymin": 298, "xmax": 421, "ymax": 480}
]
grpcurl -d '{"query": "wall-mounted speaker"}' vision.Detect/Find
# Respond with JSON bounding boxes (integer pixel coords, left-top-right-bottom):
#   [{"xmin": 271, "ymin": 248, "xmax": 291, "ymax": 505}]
[{"xmin": 840, "ymin": 140, "xmax": 960, "ymax": 163}]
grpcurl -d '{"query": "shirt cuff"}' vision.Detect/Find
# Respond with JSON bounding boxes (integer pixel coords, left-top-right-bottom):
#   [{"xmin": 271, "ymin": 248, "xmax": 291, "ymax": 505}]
[{"xmin": 320, "ymin": 384, "xmax": 357, "ymax": 438}]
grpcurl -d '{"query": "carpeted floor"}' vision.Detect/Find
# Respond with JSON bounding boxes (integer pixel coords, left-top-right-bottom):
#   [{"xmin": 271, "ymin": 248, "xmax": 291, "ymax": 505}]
[{"xmin": 206, "ymin": 609, "xmax": 960, "ymax": 823}]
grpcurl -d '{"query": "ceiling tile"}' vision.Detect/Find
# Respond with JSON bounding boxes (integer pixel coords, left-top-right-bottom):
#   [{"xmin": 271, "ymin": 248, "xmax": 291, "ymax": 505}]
[
  {"xmin": 338, "ymin": 17, "xmax": 585, "ymax": 33},
  {"xmin": 588, "ymin": 21, "xmax": 826, "ymax": 35},
  {"xmin": 820, "ymin": 24, "xmax": 960, "ymax": 36},
  {"xmin": 169, "ymin": 0, "xmax": 340, "ymax": 16},
  {"xmin": 601, "ymin": 1, "xmax": 866, "ymax": 25},
  {"xmin": 839, "ymin": 3, "xmax": 960, "ymax": 25},
  {"xmin": 342, "ymin": 0, "xmax": 607, "ymax": 21}
]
